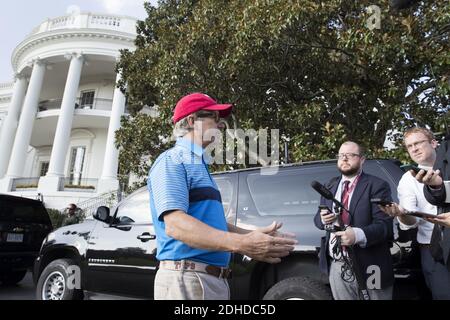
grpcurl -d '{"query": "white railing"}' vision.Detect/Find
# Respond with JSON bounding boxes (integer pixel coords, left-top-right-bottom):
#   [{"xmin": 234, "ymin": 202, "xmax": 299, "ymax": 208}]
[
  {"xmin": 37, "ymin": 97, "xmax": 118, "ymax": 112},
  {"xmin": 0, "ymin": 82, "xmax": 14, "ymax": 90},
  {"xmin": 28, "ymin": 13, "xmax": 137, "ymax": 36},
  {"xmin": 76, "ymin": 190, "xmax": 121, "ymax": 218},
  {"xmin": 90, "ymin": 15, "xmax": 121, "ymax": 28},
  {"xmin": 49, "ymin": 16, "xmax": 76, "ymax": 30}
]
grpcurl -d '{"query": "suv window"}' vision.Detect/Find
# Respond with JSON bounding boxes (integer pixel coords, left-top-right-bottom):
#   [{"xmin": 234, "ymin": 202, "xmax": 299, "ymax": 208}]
[
  {"xmin": 247, "ymin": 165, "xmax": 338, "ymax": 216},
  {"xmin": 0, "ymin": 198, "xmax": 51, "ymax": 224},
  {"xmin": 361, "ymin": 161, "xmax": 399, "ymax": 201},
  {"xmin": 115, "ymin": 189, "xmax": 152, "ymax": 224},
  {"xmin": 215, "ymin": 177, "xmax": 234, "ymax": 215},
  {"xmin": 245, "ymin": 161, "xmax": 399, "ymax": 217}
]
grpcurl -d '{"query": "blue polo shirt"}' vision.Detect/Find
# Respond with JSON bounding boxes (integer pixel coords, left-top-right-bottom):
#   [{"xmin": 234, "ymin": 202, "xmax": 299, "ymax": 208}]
[{"xmin": 147, "ymin": 138, "xmax": 231, "ymax": 267}]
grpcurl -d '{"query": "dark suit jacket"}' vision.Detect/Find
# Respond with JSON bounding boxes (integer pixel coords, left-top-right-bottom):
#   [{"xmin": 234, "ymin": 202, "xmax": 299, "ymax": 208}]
[
  {"xmin": 314, "ymin": 172, "xmax": 394, "ymax": 288},
  {"xmin": 423, "ymin": 138, "xmax": 450, "ymax": 270}
]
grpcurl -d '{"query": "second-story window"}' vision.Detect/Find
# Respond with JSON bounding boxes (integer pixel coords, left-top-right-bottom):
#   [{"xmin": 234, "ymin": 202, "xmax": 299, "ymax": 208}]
[
  {"xmin": 80, "ymin": 90, "xmax": 95, "ymax": 109},
  {"xmin": 39, "ymin": 162, "xmax": 49, "ymax": 177}
]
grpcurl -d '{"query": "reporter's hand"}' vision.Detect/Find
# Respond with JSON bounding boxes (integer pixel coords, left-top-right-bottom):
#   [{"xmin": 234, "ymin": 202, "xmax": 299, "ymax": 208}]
[
  {"xmin": 378, "ymin": 202, "xmax": 405, "ymax": 217},
  {"xmin": 320, "ymin": 209, "xmax": 337, "ymax": 224},
  {"xmin": 335, "ymin": 227, "xmax": 356, "ymax": 246},
  {"xmin": 425, "ymin": 212, "xmax": 450, "ymax": 228},
  {"xmin": 413, "ymin": 169, "xmax": 443, "ymax": 187}
]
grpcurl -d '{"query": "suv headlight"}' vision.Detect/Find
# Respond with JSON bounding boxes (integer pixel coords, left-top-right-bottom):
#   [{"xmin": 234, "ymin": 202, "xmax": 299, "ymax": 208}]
[
  {"xmin": 42, "ymin": 232, "xmax": 55, "ymax": 246},
  {"xmin": 40, "ymin": 232, "xmax": 55, "ymax": 252},
  {"xmin": 46, "ymin": 232, "xmax": 55, "ymax": 242}
]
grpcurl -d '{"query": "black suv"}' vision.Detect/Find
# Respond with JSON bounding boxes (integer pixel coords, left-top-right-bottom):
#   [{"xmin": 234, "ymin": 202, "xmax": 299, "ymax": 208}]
[
  {"xmin": 33, "ymin": 159, "xmax": 428, "ymax": 300},
  {"xmin": 0, "ymin": 194, "xmax": 53, "ymax": 285}
]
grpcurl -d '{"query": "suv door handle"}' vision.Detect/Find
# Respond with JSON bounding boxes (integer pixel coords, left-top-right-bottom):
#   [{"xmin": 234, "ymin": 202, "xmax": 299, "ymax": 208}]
[{"xmin": 137, "ymin": 232, "xmax": 156, "ymax": 242}]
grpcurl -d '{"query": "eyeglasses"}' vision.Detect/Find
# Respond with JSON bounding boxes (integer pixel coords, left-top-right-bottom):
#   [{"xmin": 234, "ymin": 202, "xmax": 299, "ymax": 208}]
[
  {"xmin": 405, "ymin": 139, "xmax": 428, "ymax": 151},
  {"xmin": 336, "ymin": 153, "xmax": 361, "ymax": 160},
  {"xmin": 195, "ymin": 111, "xmax": 220, "ymax": 122}
]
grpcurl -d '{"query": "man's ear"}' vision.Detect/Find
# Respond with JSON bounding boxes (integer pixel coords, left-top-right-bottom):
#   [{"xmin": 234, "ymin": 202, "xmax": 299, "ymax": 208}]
[
  {"xmin": 431, "ymin": 139, "xmax": 438, "ymax": 149},
  {"xmin": 187, "ymin": 116, "xmax": 195, "ymax": 128},
  {"xmin": 359, "ymin": 156, "xmax": 366, "ymax": 166}
]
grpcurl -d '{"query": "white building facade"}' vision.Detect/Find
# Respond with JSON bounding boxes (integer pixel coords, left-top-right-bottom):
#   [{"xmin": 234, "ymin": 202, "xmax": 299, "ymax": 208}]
[{"xmin": 0, "ymin": 12, "xmax": 138, "ymax": 209}]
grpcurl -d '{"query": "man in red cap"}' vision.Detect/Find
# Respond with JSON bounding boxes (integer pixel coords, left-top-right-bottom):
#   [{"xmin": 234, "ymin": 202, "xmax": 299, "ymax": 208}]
[
  {"xmin": 171, "ymin": 92, "xmax": 233, "ymax": 125},
  {"xmin": 147, "ymin": 92, "xmax": 297, "ymax": 300}
]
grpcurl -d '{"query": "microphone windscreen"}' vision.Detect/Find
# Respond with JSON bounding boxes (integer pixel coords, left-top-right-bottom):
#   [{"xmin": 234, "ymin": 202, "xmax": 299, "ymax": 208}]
[{"xmin": 311, "ymin": 180, "xmax": 334, "ymax": 200}]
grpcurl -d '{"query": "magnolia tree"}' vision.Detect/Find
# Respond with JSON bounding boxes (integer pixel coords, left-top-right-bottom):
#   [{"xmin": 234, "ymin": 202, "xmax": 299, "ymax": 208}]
[{"xmin": 115, "ymin": 0, "xmax": 449, "ymax": 184}]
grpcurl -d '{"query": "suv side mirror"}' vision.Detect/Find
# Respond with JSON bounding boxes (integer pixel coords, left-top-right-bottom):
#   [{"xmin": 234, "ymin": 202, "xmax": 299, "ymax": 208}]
[{"xmin": 94, "ymin": 206, "xmax": 110, "ymax": 223}]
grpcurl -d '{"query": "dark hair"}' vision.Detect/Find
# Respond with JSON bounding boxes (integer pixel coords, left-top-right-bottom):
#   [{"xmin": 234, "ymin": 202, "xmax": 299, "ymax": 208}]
[{"xmin": 341, "ymin": 141, "xmax": 365, "ymax": 157}]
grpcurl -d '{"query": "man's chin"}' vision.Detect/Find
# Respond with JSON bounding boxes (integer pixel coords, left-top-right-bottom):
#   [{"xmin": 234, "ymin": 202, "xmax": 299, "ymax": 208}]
[
  {"xmin": 339, "ymin": 167, "xmax": 359, "ymax": 176},
  {"xmin": 411, "ymin": 156, "xmax": 423, "ymax": 164}
]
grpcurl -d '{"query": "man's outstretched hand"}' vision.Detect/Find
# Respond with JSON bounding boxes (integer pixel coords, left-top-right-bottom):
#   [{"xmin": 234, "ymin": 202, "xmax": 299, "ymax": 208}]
[
  {"xmin": 238, "ymin": 221, "xmax": 297, "ymax": 264},
  {"xmin": 258, "ymin": 221, "xmax": 296, "ymax": 239}
]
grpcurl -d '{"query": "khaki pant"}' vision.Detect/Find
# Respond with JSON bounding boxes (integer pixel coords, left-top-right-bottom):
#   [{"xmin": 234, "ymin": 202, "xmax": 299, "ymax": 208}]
[{"xmin": 154, "ymin": 268, "xmax": 230, "ymax": 300}]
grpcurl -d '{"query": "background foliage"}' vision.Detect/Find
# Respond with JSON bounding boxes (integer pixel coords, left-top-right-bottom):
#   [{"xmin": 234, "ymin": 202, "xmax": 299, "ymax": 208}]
[
  {"xmin": 115, "ymin": 0, "xmax": 449, "ymax": 185},
  {"xmin": 46, "ymin": 208, "xmax": 65, "ymax": 229}
]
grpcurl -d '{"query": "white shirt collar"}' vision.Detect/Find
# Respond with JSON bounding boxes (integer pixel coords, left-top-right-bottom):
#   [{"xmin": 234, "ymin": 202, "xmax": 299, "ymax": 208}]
[{"xmin": 340, "ymin": 173, "xmax": 360, "ymax": 186}]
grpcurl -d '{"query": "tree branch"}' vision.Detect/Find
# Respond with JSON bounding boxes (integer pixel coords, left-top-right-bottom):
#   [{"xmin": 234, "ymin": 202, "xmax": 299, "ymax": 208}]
[{"xmin": 405, "ymin": 80, "xmax": 437, "ymax": 103}]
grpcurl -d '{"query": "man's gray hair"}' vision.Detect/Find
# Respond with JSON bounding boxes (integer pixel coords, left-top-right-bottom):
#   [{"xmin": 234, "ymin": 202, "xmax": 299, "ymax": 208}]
[{"xmin": 172, "ymin": 117, "xmax": 192, "ymax": 139}]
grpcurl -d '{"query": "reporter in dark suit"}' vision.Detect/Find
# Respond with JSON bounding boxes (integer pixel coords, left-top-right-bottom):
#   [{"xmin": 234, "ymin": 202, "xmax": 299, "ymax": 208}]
[
  {"xmin": 416, "ymin": 135, "xmax": 450, "ymax": 275},
  {"xmin": 314, "ymin": 141, "xmax": 394, "ymax": 300}
]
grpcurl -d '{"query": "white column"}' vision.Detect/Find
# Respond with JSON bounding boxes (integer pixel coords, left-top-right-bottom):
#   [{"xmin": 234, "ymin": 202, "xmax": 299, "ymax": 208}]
[
  {"xmin": 6, "ymin": 60, "xmax": 46, "ymax": 178},
  {"xmin": 97, "ymin": 73, "xmax": 126, "ymax": 193},
  {"xmin": 38, "ymin": 53, "xmax": 84, "ymax": 193},
  {"xmin": 0, "ymin": 75, "xmax": 28, "ymax": 178}
]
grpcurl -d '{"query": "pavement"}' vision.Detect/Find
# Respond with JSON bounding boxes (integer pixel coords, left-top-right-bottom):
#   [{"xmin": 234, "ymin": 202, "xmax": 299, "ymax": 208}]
[{"xmin": 0, "ymin": 272, "xmax": 35, "ymax": 300}]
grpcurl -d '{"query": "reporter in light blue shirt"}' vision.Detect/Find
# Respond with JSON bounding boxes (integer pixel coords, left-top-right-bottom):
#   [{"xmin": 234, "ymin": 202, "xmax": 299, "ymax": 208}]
[{"xmin": 147, "ymin": 93, "xmax": 297, "ymax": 300}]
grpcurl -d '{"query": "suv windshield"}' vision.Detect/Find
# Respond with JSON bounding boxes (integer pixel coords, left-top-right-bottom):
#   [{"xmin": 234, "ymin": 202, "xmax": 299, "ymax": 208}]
[{"xmin": 0, "ymin": 198, "xmax": 50, "ymax": 224}]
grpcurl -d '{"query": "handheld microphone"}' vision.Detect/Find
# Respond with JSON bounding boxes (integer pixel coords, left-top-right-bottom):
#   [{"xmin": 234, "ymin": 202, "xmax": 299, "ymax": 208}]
[
  {"xmin": 311, "ymin": 180, "xmax": 334, "ymax": 200},
  {"xmin": 310, "ymin": 180, "xmax": 348, "ymax": 212}
]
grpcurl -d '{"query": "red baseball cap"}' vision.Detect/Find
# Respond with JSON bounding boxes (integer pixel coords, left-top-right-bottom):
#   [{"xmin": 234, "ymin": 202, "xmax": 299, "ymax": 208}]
[{"xmin": 172, "ymin": 93, "xmax": 233, "ymax": 124}]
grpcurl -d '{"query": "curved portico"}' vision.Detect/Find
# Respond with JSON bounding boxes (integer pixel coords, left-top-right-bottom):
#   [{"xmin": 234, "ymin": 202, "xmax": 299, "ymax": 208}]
[{"xmin": 0, "ymin": 12, "xmax": 137, "ymax": 205}]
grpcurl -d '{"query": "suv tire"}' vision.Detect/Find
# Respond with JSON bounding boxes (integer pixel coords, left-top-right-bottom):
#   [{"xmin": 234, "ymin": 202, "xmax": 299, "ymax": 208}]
[
  {"xmin": 1, "ymin": 270, "xmax": 27, "ymax": 285},
  {"xmin": 36, "ymin": 259, "xmax": 83, "ymax": 300},
  {"xmin": 263, "ymin": 277, "xmax": 332, "ymax": 300}
]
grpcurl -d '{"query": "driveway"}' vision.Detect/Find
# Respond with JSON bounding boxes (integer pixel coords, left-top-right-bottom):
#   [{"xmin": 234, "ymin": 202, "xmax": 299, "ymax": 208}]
[{"xmin": 0, "ymin": 271, "xmax": 35, "ymax": 300}]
